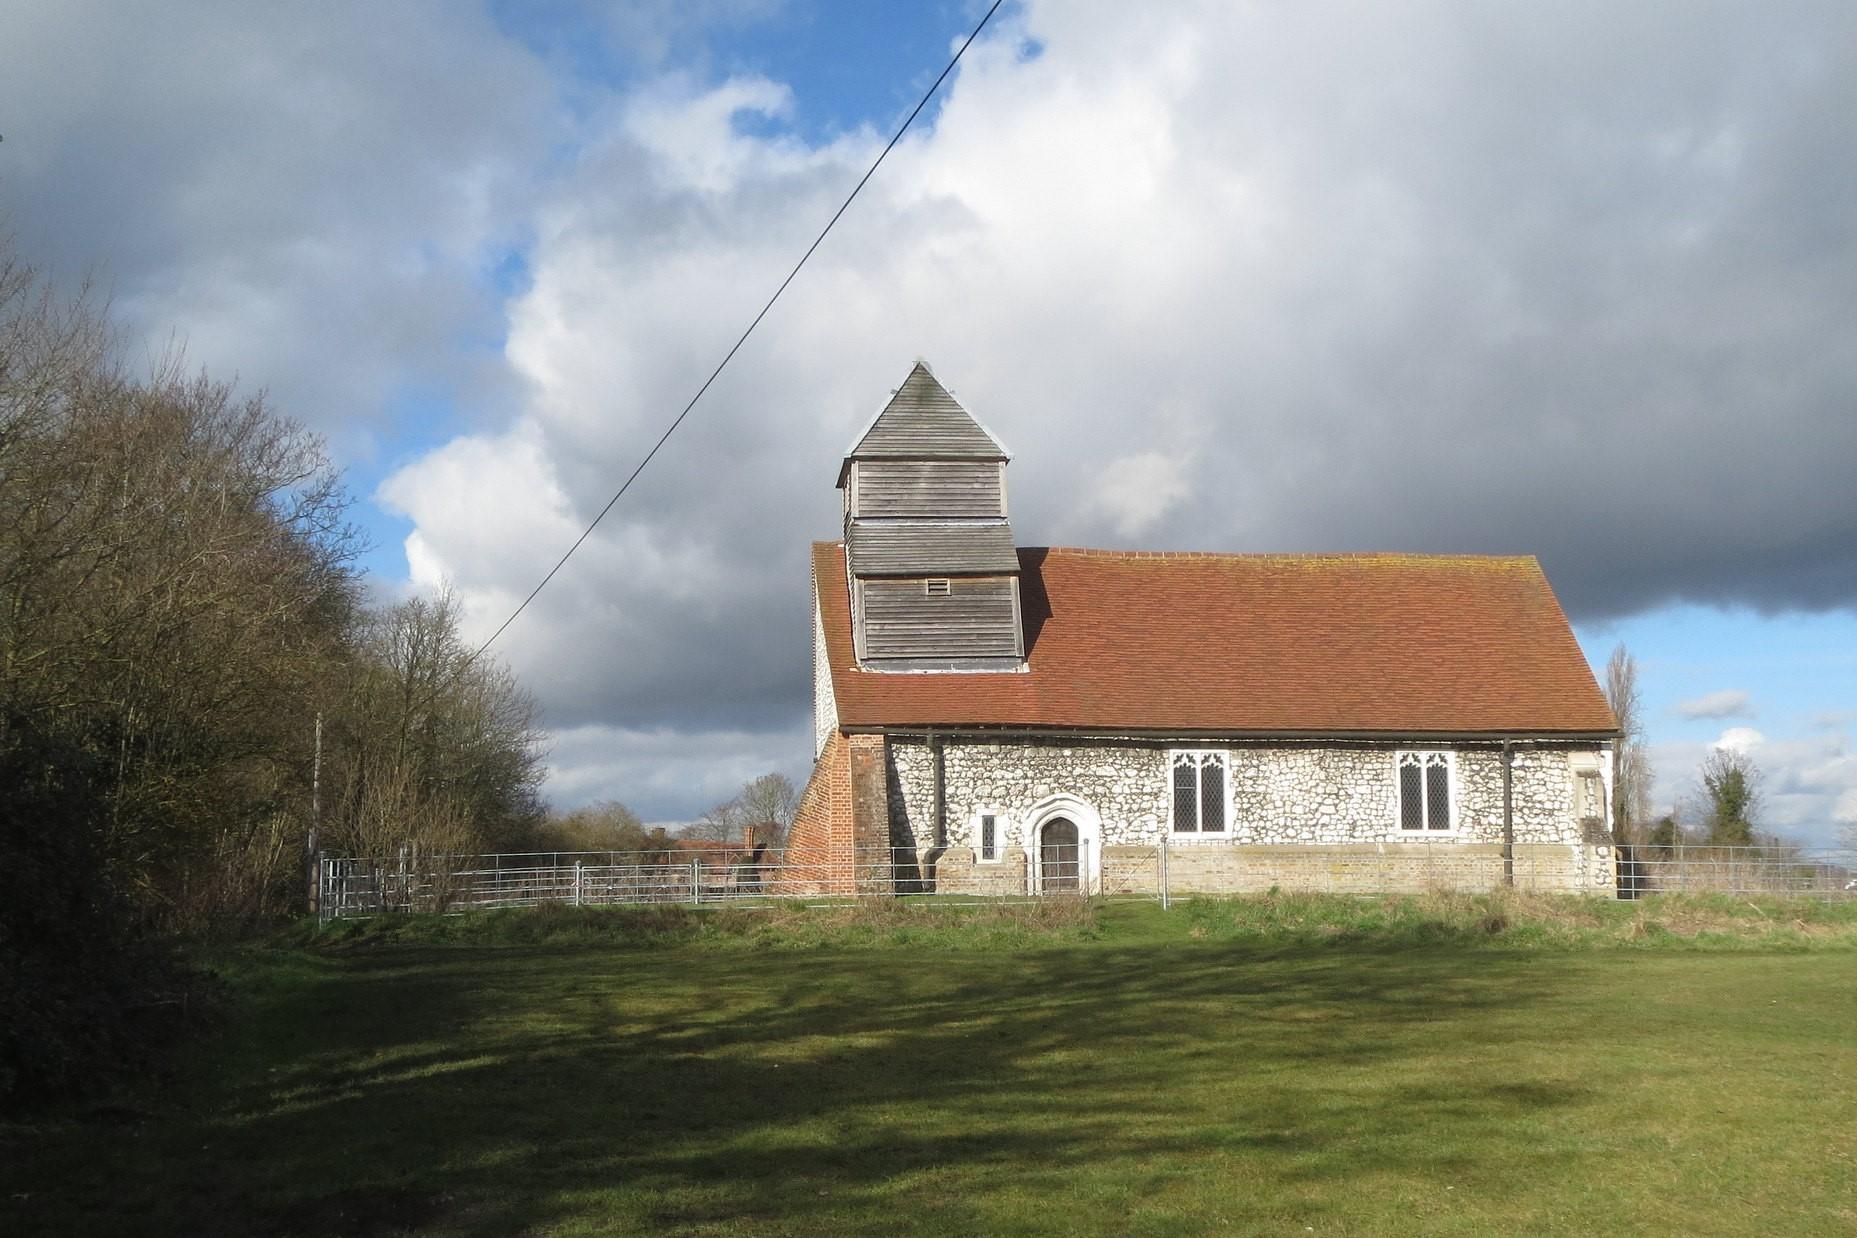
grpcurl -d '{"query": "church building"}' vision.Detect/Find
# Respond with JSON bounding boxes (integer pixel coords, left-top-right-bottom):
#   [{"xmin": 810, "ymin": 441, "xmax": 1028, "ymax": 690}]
[{"xmin": 786, "ymin": 363, "xmax": 1621, "ymax": 896}]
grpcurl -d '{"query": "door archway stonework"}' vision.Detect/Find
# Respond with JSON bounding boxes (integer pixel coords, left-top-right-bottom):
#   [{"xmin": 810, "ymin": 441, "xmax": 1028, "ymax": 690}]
[{"xmin": 1022, "ymin": 794, "xmax": 1102, "ymax": 894}]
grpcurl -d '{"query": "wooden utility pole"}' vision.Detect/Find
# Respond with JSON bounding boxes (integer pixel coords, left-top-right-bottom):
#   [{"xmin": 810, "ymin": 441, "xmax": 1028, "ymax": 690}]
[{"xmin": 307, "ymin": 711, "xmax": 322, "ymax": 913}]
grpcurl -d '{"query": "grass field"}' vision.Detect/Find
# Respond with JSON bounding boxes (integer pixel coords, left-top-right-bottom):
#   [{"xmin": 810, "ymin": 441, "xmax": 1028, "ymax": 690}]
[{"xmin": 5, "ymin": 895, "xmax": 1857, "ymax": 1236}]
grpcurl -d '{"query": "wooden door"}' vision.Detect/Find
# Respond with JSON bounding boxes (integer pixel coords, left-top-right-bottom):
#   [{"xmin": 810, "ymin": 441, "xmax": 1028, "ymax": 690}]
[{"xmin": 1040, "ymin": 818, "xmax": 1080, "ymax": 892}]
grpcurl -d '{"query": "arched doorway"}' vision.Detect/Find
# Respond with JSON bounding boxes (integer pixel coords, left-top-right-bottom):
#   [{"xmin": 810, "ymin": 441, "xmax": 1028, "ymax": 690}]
[
  {"xmin": 1023, "ymin": 796, "xmax": 1101, "ymax": 895},
  {"xmin": 1040, "ymin": 818, "xmax": 1081, "ymax": 892}
]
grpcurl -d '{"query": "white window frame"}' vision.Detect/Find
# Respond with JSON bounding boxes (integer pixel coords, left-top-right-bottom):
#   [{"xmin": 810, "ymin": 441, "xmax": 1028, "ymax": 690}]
[
  {"xmin": 1168, "ymin": 750, "xmax": 1231, "ymax": 836},
  {"xmin": 1395, "ymin": 750, "xmax": 1457, "ymax": 833},
  {"xmin": 973, "ymin": 809, "xmax": 1007, "ymax": 863}
]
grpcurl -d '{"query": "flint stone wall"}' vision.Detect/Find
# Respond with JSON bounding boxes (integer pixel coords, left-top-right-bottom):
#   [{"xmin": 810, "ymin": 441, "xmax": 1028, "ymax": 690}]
[
  {"xmin": 812, "ymin": 597, "xmax": 838, "ymax": 758},
  {"xmin": 885, "ymin": 737, "xmax": 1616, "ymax": 894}
]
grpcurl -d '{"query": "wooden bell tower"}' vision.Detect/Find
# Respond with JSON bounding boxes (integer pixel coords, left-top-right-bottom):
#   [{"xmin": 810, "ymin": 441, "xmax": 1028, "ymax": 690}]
[{"xmin": 836, "ymin": 362, "xmax": 1024, "ymax": 671}]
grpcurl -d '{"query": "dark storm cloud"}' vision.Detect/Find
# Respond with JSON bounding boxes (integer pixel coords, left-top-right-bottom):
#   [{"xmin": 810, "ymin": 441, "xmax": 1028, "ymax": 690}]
[{"xmin": 0, "ymin": 1, "xmax": 557, "ymax": 458}]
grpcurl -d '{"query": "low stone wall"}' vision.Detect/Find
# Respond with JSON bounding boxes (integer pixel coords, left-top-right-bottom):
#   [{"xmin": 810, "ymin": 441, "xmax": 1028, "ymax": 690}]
[
  {"xmin": 933, "ymin": 846, "xmax": 1032, "ymax": 896},
  {"xmin": 1153, "ymin": 843, "xmax": 1611, "ymax": 895},
  {"xmin": 932, "ymin": 841, "xmax": 1617, "ymax": 896}
]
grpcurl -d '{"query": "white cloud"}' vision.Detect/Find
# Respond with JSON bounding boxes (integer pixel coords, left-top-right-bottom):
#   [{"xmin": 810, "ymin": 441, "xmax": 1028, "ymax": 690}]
[
  {"xmin": 379, "ymin": 424, "xmax": 580, "ymax": 596},
  {"xmin": 623, "ymin": 75, "xmax": 797, "ymax": 193},
  {"xmin": 1713, "ymin": 726, "xmax": 1765, "ymax": 754},
  {"xmin": 1094, "ymin": 451, "xmax": 1194, "ymax": 538},
  {"xmin": 1675, "ymin": 689, "xmax": 1756, "ymax": 720}
]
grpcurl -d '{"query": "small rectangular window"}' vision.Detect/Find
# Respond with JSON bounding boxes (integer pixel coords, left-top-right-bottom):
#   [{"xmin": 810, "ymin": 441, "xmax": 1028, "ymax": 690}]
[
  {"xmin": 925, "ymin": 579, "xmax": 951, "ymax": 596},
  {"xmin": 979, "ymin": 814, "xmax": 997, "ymax": 861}
]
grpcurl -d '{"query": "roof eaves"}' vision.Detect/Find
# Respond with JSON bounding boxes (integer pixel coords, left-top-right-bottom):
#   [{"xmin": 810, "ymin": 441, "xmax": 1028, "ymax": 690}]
[{"xmin": 845, "ymin": 724, "xmax": 1625, "ymax": 742}]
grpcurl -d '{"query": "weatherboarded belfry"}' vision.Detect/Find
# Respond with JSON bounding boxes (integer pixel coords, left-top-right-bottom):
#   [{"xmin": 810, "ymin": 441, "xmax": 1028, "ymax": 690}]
[
  {"xmin": 788, "ymin": 361, "xmax": 1623, "ymax": 899},
  {"xmin": 838, "ymin": 362, "xmax": 1025, "ymax": 670}
]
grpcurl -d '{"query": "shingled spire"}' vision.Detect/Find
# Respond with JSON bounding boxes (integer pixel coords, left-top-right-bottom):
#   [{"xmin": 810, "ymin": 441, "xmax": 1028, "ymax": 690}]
[{"xmin": 836, "ymin": 363, "xmax": 1024, "ymax": 670}]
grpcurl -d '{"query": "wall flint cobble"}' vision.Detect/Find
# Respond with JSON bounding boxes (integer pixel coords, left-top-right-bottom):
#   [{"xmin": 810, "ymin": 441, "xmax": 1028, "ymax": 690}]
[{"xmin": 883, "ymin": 736, "xmax": 1616, "ymax": 895}]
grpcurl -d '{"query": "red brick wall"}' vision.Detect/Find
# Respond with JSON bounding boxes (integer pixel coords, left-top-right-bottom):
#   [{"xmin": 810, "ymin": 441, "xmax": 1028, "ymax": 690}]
[
  {"xmin": 847, "ymin": 733, "xmax": 891, "ymax": 894},
  {"xmin": 785, "ymin": 731, "xmax": 849, "ymax": 891},
  {"xmin": 784, "ymin": 731, "xmax": 892, "ymax": 894}
]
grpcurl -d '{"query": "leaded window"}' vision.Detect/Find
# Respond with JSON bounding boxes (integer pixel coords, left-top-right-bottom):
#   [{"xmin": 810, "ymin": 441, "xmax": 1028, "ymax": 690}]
[
  {"xmin": 979, "ymin": 813, "xmax": 999, "ymax": 861},
  {"xmin": 1171, "ymin": 751, "xmax": 1228, "ymax": 833},
  {"xmin": 1398, "ymin": 751, "xmax": 1453, "ymax": 831}
]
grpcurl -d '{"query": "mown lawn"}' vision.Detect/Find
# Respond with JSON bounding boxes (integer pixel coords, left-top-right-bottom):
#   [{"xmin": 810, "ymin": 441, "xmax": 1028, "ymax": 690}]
[{"xmin": 5, "ymin": 898, "xmax": 1856, "ymax": 1236}]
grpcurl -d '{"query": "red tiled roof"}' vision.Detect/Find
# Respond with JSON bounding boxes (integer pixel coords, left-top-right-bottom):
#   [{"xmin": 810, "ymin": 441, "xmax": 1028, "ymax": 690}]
[{"xmin": 814, "ymin": 542, "xmax": 1617, "ymax": 736}]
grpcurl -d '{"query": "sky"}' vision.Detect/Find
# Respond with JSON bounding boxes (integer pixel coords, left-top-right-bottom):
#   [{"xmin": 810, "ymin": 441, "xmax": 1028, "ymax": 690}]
[{"xmin": 2, "ymin": 0, "xmax": 1853, "ymax": 847}]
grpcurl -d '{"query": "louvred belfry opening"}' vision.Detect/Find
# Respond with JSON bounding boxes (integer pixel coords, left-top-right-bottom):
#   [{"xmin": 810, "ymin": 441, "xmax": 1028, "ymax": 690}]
[{"xmin": 837, "ymin": 362, "xmax": 1025, "ymax": 671}]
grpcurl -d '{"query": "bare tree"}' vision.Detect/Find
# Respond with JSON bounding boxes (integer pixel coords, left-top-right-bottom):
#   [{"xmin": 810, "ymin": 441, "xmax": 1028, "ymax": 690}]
[
  {"xmin": 737, "ymin": 772, "xmax": 798, "ymax": 847},
  {"xmin": 1603, "ymin": 644, "xmax": 1653, "ymax": 845},
  {"xmin": 683, "ymin": 796, "xmax": 749, "ymax": 844},
  {"xmin": 322, "ymin": 588, "xmax": 547, "ymax": 857},
  {"xmin": 684, "ymin": 772, "xmax": 799, "ymax": 847}
]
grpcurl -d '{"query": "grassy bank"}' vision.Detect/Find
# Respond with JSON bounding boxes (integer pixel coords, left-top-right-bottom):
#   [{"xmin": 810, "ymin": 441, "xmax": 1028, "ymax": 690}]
[
  {"xmin": 6, "ymin": 897, "xmax": 1856, "ymax": 1235},
  {"xmin": 287, "ymin": 888, "xmax": 1857, "ymax": 952}
]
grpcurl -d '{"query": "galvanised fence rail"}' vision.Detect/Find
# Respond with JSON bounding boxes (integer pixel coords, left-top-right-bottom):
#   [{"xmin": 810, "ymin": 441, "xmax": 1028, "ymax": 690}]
[
  {"xmin": 317, "ymin": 843, "xmax": 1856, "ymax": 921},
  {"xmin": 1614, "ymin": 843, "xmax": 1857, "ymax": 899},
  {"xmin": 318, "ymin": 846, "xmax": 1128, "ymax": 920},
  {"xmin": 318, "ymin": 847, "xmax": 947, "ymax": 920}
]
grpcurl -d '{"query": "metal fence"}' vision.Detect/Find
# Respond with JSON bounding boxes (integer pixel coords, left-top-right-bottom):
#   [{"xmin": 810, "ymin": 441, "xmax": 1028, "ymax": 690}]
[
  {"xmin": 1615, "ymin": 843, "xmax": 1857, "ymax": 899},
  {"xmin": 317, "ymin": 842, "xmax": 1857, "ymax": 921}
]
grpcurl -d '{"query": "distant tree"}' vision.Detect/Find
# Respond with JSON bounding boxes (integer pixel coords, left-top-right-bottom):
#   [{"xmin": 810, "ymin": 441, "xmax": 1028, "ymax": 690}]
[
  {"xmin": 321, "ymin": 588, "xmax": 546, "ymax": 859},
  {"xmin": 534, "ymin": 800, "xmax": 674, "ymax": 859},
  {"xmin": 1645, "ymin": 813, "xmax": 1683, "ymax": 855},
  {"xmin": 736, "ymin": 773, "xmax": 798, "ymax": 847},
  {"xmin": 683, "ymin": 797, "xmax": 749, "ymax": 844},
  {"xmin": 684, "ymin": 772, "xmax": 797, "ymax": 847},
  {"xmin": 1602, "ymin": 644, "xmax": 1653, "ymax": 845},
  {"xmin": 550, "ymin": 799, "xmax": 644, "ymax": 843},
  {"xmin": 1699, "ymin": 748, "xmax": 1761, "ymax": 847}
]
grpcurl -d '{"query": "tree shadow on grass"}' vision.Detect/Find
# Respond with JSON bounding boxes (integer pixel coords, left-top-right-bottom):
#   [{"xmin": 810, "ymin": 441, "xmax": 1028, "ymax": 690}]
[{"xmin": 10, "ymin": 939, "xmax": 1605, "ymax": 1236}]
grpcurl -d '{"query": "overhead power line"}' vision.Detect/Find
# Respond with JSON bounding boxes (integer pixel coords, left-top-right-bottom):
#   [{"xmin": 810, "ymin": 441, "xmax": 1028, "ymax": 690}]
[{"xmin": 472, "ymin": 0, "xmax": 1008, "ymax": 659}]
